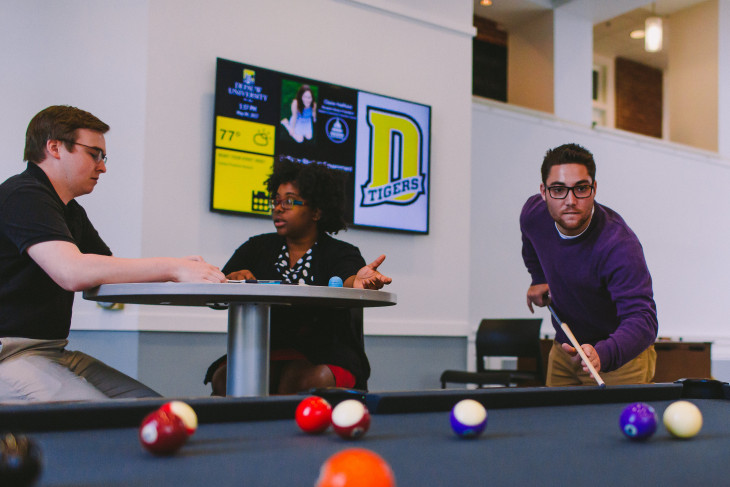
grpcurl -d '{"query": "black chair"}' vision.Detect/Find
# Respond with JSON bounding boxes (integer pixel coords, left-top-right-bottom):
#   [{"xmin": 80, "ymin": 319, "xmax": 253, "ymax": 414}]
[{"xmin": 440, "ymin": 318, "xmax": 545, "ymax": 388}]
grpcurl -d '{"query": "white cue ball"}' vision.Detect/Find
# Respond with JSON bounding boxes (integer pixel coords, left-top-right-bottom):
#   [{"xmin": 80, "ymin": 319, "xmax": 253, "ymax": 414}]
[
  {"xmin": 453, "ymin": 399, "xmax": 487, "ymax": 425},
  {"xmin": 662, "ymin": 400, "xmax": 703, "ymax": 439}
]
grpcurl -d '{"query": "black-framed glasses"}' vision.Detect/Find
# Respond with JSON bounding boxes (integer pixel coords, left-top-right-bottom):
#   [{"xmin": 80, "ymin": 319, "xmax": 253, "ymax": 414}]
[
  {"xmin": 546, "ymin": 183, "xmax": 594, "ymax": 199},
  {"xmin": 68, "ymin": 141, "xmax": 107, "ymax": 164},
  {"xmin": 269, "ymin": 197, "xmax": 305, "ymax": 210}
]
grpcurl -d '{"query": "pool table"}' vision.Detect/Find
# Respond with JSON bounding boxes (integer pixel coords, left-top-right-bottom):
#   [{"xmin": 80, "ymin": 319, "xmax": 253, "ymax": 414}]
[{"xmin": 2, "ymin": 380, "xmax": 728, "ymax": 486}]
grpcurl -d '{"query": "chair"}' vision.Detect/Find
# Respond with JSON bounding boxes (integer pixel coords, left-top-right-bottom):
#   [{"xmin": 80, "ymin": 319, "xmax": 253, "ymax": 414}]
[{"xmin": 440, "ymin": 318, "xmax": 545, "ymax": 388}]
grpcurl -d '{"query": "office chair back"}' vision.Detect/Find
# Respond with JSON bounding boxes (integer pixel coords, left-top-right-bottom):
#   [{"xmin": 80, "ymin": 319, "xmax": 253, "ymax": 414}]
[
  {"xmin": 475, "ymin": 318, "xmax": 543, "ymax": 375},
  {"xmin": 439, "ymin": 318, "xmax": 545, "ymax": 388}
]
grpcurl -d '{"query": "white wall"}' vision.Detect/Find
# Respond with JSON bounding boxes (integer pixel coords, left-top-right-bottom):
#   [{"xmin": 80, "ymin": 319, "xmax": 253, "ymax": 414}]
[
  {"xmin": 507, "ymin": 12, "xmax": 554, "ymax": 114},
  {"xmin": 5, "ymin": 0, "xmax": 730, "ymax": 384},
  {"xmin": 0, "ymin": 0, "xmax": 149, "ymax": 254},
  {"xmin": 471, "ymin": 98, "xmax": 730, "ymax": 359},
  {"xmin": 553, "ymin": 2, "xmax": 593, "ymax": 125},
  {"xmin": 1, "ymin": 0, "xmax": 476, "ymax": 338},
  {"xmin": 668, "ymin": 0, "xmax": 719, "ymax": 151},
  {"xmin": 0, "ymin": 0, "xmax": 150, "ymax": 330},
  {"xmin": 717, "ymin": 0, "xmax": 730, "ymax": 156}
]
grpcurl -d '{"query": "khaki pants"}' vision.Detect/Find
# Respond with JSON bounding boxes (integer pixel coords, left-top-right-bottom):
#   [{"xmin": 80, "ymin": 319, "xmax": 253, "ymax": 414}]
[
  {"xmin": 0, "ymin": 337, "xmax": 160, "ymax": 403},
  {"xmin": 546, "ymin": 341, "xmax": 656, "ymax": 387}
]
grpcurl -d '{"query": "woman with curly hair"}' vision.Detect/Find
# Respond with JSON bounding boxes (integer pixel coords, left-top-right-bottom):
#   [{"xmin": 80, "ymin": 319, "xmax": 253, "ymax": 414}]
[{"xmin": 205, "ymin": 160, "xmax": 391, "ymax": 395}]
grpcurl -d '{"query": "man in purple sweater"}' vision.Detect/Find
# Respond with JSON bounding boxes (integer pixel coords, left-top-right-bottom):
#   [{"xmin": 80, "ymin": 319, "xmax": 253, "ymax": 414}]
[{"xmin": 520, "ymin": 143, "xmax": 658, "ymax": 386}]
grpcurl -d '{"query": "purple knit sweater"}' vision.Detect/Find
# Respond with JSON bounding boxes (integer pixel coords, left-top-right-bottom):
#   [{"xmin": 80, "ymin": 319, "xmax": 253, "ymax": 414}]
[{"xmin": 520, "ymin": 194, "xmax": 658, "ymax": 372}]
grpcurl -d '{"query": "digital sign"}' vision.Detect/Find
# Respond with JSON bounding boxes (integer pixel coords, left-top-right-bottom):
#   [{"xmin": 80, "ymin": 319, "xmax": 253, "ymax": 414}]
[{"xmin": 211, "ymin": 57, "xmax": 431, "ymax": 233}]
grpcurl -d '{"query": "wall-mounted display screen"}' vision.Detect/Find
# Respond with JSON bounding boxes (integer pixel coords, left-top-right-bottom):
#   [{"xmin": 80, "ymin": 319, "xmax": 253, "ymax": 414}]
[{"xmin": 211, "ymin": 57, "xmax": 431, "ymax": 233}]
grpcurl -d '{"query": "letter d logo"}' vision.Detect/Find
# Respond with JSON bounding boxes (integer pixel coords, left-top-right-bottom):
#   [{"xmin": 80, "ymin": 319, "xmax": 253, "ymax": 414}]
[{"xmin": 360, "ymin": 107, "xmax": 425, "ymax": 206}]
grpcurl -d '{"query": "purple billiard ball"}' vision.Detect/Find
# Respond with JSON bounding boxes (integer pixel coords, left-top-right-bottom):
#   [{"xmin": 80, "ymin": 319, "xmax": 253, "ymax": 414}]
[
  {"xmin": 619, "ymin": 402, "xmax": 657, "ymax": 441},
  {"xmin": 450, "ymin": 399, "xmax": 488, "ymax": 438}
]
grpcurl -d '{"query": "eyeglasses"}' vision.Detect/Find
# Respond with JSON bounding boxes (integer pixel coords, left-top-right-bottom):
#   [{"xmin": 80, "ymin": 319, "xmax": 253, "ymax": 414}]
[
  {"xmin": 68, "ymin": 141, "xmax": 107, "ymax": 164},
  {"xmin": 269, "ymin": 197, "xmax": 305, "ymax": 210},
  {"xmin": 546, "ymin": 183, "xmax": 594, "ymax": 199}
]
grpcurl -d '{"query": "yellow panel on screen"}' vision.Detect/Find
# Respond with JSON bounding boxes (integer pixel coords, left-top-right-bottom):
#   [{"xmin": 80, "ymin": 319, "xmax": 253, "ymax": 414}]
[
  {"xmin": 215, "ymin": 116, "xmax": 275, "ymax": 155},
  {"xmin": 213, "ymin": 148, "xmax": 273, "ymax": 213}
]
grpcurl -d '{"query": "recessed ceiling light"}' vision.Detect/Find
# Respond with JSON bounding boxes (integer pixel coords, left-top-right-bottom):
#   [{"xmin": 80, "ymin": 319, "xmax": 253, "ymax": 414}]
[
  {"xmin": 480, "ymin": 0, "xmax": 492, "ymax": 5},
  {"xmin": 630, "ymin": 29, "xmax": 645, "ymax": 39}
]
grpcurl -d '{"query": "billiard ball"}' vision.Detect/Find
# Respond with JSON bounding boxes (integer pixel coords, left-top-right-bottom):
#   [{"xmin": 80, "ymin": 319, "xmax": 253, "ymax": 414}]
[
  {"xmin": 328, "ymin": 276, "xmax": 343, "ymax": 287},
  {"xmin": 316, "ymin": 448, "xmax": 395, "ymax": 487},
  {"xmin": 450, "ymin": 399, "xmax": 488, "ymax": 438},
  {"xmin": 0, "ymin": 433, "xmax": 41, "ymax": 487},
  {"xmin": 619, "ymin": 402, "xmax": 657, "ymax": 441},
  {"xmin": 159, "ymin": 400, "xmax": 198, "ymax": 436},
  {"xmin": 331, "ymin": 399, "xmax": 371, "ymax": 440},
  {"xmin": 663, "ymin": 400, "xmax": 703, "ymax": 439},
  {"xmin": 139, "ymin": 408, "xmax": 188, "ymax": 455},
  {"xmin": 295, "ymin": 396, "xmax": 333, "ymax": 434}
]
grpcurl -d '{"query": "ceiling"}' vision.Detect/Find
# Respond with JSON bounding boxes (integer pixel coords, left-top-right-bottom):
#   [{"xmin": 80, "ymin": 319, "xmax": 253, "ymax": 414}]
[{"xmin": 473, "ymin": 0, "xmax": 709, "ymax": 70}]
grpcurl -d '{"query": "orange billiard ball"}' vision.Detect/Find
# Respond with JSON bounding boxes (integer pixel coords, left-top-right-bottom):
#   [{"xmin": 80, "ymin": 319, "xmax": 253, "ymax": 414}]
[{"xmin": 316, "ymin": 448, "xmax": 395, "ymax": 487}]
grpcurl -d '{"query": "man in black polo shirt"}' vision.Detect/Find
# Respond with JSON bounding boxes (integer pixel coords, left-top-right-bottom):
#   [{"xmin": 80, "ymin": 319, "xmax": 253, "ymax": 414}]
[{"xmin": 0, "ymin": 105, "xmax": 226, "ymax": 402}]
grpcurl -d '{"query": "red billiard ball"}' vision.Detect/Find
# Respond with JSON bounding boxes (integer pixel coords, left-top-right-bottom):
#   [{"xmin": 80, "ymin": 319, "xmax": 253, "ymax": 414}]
[
  {"xmin": 296, "ymin": 396, "xmax": 333, "ymax": 434},
  {"xmin": 159, "ymin": 401, "xmax": 198, "ymax": 436},
  {"xmin": 331, "ymin": 400, "xmax": 371, "ymax": 440},
  {"xmin": 316, "ymin": 448, "xmax": 395, "ymax": 487},
  {"xmin": 139, "ymin": 408, "xmax": 188, "ymax": 455}
]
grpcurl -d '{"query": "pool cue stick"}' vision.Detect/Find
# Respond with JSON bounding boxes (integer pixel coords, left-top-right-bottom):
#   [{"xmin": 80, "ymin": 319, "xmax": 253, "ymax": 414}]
[{"xmin": 547, "ymin": 304, "xmax": 606, "ymax": 388}]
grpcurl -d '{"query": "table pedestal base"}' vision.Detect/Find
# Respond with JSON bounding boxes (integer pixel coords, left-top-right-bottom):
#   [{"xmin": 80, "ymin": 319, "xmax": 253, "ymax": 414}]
[{"xmin": 227, "ymin": 303, "xmax": 270, "ymax": 397}]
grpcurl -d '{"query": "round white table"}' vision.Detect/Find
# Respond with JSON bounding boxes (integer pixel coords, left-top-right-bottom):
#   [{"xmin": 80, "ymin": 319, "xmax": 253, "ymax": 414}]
[{"xmin": 83, "ymin": 282, "xmax": 396, "ymax": 396}]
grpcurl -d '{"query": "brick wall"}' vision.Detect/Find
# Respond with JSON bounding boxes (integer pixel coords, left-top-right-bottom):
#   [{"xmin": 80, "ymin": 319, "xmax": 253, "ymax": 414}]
[{"xmin": 615, "ymin": 57, "xmax": 663, "ymax": 138}]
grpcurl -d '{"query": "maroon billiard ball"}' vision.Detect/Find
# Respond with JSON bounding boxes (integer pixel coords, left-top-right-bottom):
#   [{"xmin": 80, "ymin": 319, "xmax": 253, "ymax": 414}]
[
  {"xmin": 331, "ymin": 399, "xmax": 371, "ymax": 440},
  {"xmin": 139, "ymin": 408, "xmax": 188, "ymax": 455},
  {"xmin": 159, "ymin": 401, "xmax": 198, "ymax": 436},
  {"xmin": 295, "ymin": 396, "xmax": 333, "ymax": 434}
]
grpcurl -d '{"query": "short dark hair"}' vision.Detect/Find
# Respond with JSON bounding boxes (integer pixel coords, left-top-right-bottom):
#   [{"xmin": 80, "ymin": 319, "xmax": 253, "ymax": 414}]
[
  {"xmin": 24, "ymin": 105, "xmax": 109, "ymax": 164},
  {"xmin": 267, "ymin": 159, "xmax": 348, "ymax": 234},
  {"xmin": 541, "ymin": 143, "xmax": 596, "ymax": 184}
]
